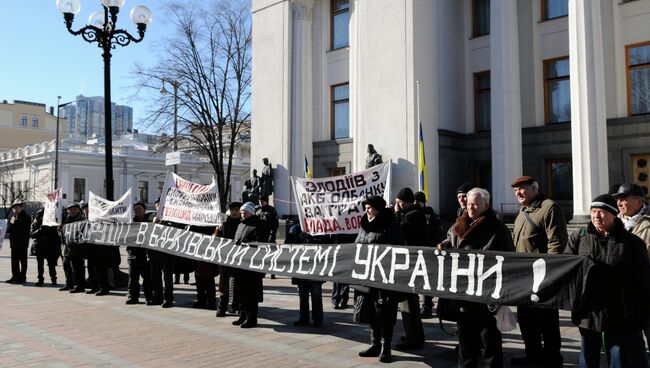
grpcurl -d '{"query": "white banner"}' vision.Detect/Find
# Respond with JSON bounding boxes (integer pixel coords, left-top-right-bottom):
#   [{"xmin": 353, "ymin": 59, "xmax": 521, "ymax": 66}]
[
  {"xmin": 291, "ymin": 161, "xmax": 392, "ymax": 236},
  {"xmin": 158, "ymin": 172, "xmax": 222, "ymax": 226},
  {"xmin": 43, "ymin": 189, "xmax": 63, "ymax": 226},
  {"xmin": 88, "ymin": 189, "xmax": 133, "ymax": 223}
]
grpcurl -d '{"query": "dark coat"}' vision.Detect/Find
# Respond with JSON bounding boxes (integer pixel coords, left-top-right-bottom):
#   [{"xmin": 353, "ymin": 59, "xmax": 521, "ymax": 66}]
[
  {"xmin": 221, "ymin": 216, "xmax": 241, "ymax": 240},
  {"xmin": 233, "ymin": 215, "xmax": 267, "ymax": 306},
  {"xmin": 395, "ymin": 203, "xmax": 429, "ymax": 246},
  {"xmin": 256, "ymin": 204, "xmax": 279, "ymax": 242},
  {"xmin": 8, "ymin": 210, "xmax": 31, "ymax": 249},
  {"xmin": 30, "ymin": 216, "xmax": 60, "ymax": 259},
  {"xmin": 423, "ymin": 206, "xmax": 445, "ymax": 245},
  {"xmin": 352, "ymin": 208, "xmax": 404, "ymax": 326},
  {"xmin": 565, "ymin": 218, "xmax": 650, "ymax": 333},
  {"xmin": 61, "ymin": 213, "xmax": 84, "ymax": 257}
]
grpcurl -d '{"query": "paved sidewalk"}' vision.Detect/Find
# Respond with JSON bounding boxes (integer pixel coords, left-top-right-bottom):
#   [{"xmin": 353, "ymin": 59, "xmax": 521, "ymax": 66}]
[{"xmin": 0, "ymin": 240, "xmax": 592, "ymax": 367}]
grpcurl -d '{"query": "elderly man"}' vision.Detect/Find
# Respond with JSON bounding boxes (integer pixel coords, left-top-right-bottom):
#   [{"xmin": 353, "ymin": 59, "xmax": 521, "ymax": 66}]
[
  {"xmin": 511, "ymin": 176, "xmax": 567, "ymax": 367},
  {"xmin": 6, "ymin": 200, "xmax": 31, "ymax": 284},
  {"xmin": 439, "ymin": 188, "xmax": 514, "ymax": 368},
  {"xmin": 565, "ymin": 194, "xmax": 650, "ymax": 368},
  {"xmin": 613, "ymin": 183, "xmax": 650, "ymax": 352}
]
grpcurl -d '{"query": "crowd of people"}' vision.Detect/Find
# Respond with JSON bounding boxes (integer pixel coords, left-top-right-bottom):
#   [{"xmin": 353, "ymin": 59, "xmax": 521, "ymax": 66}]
[{"xmin": 3, "ymin": 177, "xmax": 650, "ymax": 367}]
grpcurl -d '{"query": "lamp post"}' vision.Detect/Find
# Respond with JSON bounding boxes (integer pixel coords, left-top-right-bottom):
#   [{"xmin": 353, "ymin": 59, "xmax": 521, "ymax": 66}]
[
  {"xmin": 54, "ymin": 96, "xmax": 74, "ymax": 191},
  {"xmin": 160, "ymin": 79, "xmax": 180, "ymax": 174},
  {"xmin": 56, "ymin": 0, "xmax": 152, "ymax": 200}
]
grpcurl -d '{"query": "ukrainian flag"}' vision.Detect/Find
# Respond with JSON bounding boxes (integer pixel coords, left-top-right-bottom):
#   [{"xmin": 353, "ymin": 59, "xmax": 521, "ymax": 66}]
[
  {"xmin": 304, "ymin": 156, "xmax": 312, "ymax": 179},
  {"xmin": 418, "ymin": 122, "xmax": 428, "ymax": 200}
]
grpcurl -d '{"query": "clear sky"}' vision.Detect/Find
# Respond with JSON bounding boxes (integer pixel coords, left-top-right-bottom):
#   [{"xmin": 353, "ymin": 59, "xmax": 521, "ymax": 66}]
[{"xmin": 0, "ymin": 0, "xmax": 172, "ymax": 130}]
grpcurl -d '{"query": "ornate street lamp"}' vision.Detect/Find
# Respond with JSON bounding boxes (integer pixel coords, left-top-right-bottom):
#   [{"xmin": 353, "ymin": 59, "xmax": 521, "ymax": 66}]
[{"xmin": 56, "ymin": 0, "xmax": 152, "ymax": 200}]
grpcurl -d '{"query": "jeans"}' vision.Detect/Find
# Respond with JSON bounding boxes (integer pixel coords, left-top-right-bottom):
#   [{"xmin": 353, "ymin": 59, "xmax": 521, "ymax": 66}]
[
  {"xmin": 297, "ymin": 281, "xmax": 323, "ymax": 323},
  {"xmin": 579, "ymin": 328, "xmax": 649, "ymax": 368}
]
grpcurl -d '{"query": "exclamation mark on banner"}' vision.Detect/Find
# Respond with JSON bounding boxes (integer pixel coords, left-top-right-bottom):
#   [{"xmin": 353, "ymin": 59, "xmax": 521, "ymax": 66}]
[{"xmin": 530, "ymin": 259, "xmax": 546, "ymax": 302}]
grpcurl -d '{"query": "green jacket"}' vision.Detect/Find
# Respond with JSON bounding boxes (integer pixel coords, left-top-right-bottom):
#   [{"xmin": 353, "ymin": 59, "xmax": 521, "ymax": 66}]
[{"xmin": 513, "ymin": 194, "xmax": 567, "ymax": 254}]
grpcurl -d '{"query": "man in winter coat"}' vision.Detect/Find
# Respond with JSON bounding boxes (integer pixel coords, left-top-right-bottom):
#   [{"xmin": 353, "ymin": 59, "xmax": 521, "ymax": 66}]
[
  {"xmin": 60, "ymin": 203, "xmax": 85, "ymax": 292},
  {"xmin": 231, "ymin": 202, "xmax": 268, "ymax": 328},
  {"xmin": 511, "ymin": 176, "xmax": 567, "ymax": 367},
  {"xmin": 256, "ymin": 195, "xmax": 279, "ymax": 242},
  {"xmin": 126, "ymin": 202, "xmax": 153, "ymax": 305},
  {"xmin": 30, "ymin": 209, "xmax": 61, "ymax": 286},
  {"xmin": 565, "ymin": 194, "xmax": 650, "ymax": 368},
  {"xmin": 439, "ymin": 187, "xmax": 514, "ymax": 368},
  {"xmin": 393, "ymin": 187, "xmax": 426, "ymax": 350},
  {"xmin": 354, "ymin": 195, "xmax": 403, "ymax": 363},
  {"xmin": 6, "ymin": 200, "xmax": 31, "ymax": 283},
  {"xmin": 414, "ymin": 191, "xmax": 444, "ymax": 319},
  {"xmin": 149, "ymin": 198, "xmax": 177, "ymax": 308},
  {"xmin": 613, "ymin": 183, "xmax": 650, "ymax": 353},
  {"xmin": 216, "ymin": 201, "xmax": 242, "ymax": 317}
]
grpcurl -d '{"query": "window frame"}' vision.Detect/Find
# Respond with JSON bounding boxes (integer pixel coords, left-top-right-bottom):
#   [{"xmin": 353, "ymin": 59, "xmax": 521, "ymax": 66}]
[
  {"xmin": 541, "ymin": 0, "xmax": 569, "ymax": 21},
  {"xmin": 472, "ymin": 0, "xmax": 490, "ymax": 38},
  {"xmin": 20, "ymin": 115, "xmax": 27, "ymax": 126},
  {"xmin": 73, "ymin": 178, "xmax": 86, "ymax": 203},
  {"xmin": 138, "ymin": 180, "xmax": 149, "ymax": 203},
  {"xmin": 474, "ymin": 70, "xmax": 491, "ymax": 132},
  {"xmin": 543, "ymin": 56, "xmax": 571, "ymax": 125},
  {"xmin": 626, "ymin": 40, "xmax": 650, "ymax": 116},
  {"xmin": 31, "ymin": 116, "xmax": 39, "ymax": 127},
  {"xmin": 545, "ymin": 158, "xmax": 573, "ymax": 200},
  {"xmin": 330, "ymin": 0, "xmax": 350, "ymax": 51},
  {"xmin": 330, "ymin": 82, "xmax": 350, "ymax": 140}
]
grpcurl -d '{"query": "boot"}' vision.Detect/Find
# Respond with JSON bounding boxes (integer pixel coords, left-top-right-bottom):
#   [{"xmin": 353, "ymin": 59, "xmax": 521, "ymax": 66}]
[
  {"xmin": 232, "ymin": 311, "xmax": 247, "ymax": 326},
  {"xmin": 379, "ymin": 326, "xmax": 393, "ymax": 363},
  {"xmin": 35, "ymin": 278, "xmax": 45, "ymax": 287},
  {"xmin": 359, "ymin": 326, "xmax": 382, "ymax": 357},
  {"xmin": 51, "ymin": 277, "xmax": 57, "ymax": 286},
  {"xmin": 241, "ymin": 304, "xmax": 258, "ymax": 328}
]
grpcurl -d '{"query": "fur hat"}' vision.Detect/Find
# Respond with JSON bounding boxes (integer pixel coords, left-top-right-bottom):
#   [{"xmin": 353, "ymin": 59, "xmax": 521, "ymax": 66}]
[
  {"xmin": 362, "ymin": 195, "xmax": 387, "ymax": 211},
  {"xmin": 590, "ymin": 194, "xmax": 619, "ymax": 216}
]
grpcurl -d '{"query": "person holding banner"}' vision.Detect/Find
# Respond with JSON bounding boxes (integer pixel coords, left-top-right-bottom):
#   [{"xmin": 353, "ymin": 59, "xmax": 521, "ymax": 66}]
[
  {"xmin": 126, "ymin": 202, "xmax": 153, "ymax": 305},
  {"xmin": 565, "ymin": 194, "xmax": 650, "ymax": 368},
  {"xmin": 5, "ymin": 200, "xmax": 31, "ymax": 284},
  {"xmin": 30, "ymin": 209, "xmax": 60, "ymax": 286},
  {"xmin": 414, "ymin": 191, "xmax": 444, "ymax": 320},
  {"xmin": 231, "ymin": 202, "xmax": 268, "ymax": 328},
  {"xmin": 438, "ymin": 188, "xmax": 514, "ymax": 368},
  {"xmin": 393, "ymin": 187, "xmax": 426, "ymax": 351},
  {"xmin": 353, "ymin": 195, "xmax": 403, "ymax": 363},
  {"xmin": 215, "ymin": 201, "xmax": 243, "ymax": 317},
  {"xmin": 149, "ymin": 199, "xmax": 177, "ymax": 308},
  {"xmin": 60, "ymin": 203, "xmax": 86, "ymax": 293}
]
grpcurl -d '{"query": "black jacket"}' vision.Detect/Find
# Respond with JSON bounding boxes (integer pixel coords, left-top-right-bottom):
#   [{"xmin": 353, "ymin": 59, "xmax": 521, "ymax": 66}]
[
  {"xmin": 395, "ymin": 203, "xmax": 429, "ymax": 246},
  {"xmin": 256, "ymin": 204, "xmax": 279, "ymax": 242},
  {"xmin": 233, "ymin": 215, "xmax": 267, "ymax": 306},
  {"xmin": 222, "ymin": 216, "xmax": 241, "ymax": 240},
  {"xmin": 565, "ymin": 218, "xmax": 650, "ymax": 333},
  {"xmin": 444, "ymin": 209, "xmax": 515, "ymax": 252},
  {"xmin": 355, "ymin": 208, "xmax": 402, "ymax": 245},
  {"xmin": 8, "ymin": 211, "xmax": 31, "ymax": 248},
  {"xmin": 30, "ymin": 216, "xmax": 60, "ymax": 258}
]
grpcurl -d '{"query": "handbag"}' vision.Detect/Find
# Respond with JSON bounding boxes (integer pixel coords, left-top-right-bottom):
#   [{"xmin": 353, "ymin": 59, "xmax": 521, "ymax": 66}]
[{"xmin": 495, "ymin": 305, "xmax": 516, "ymax": 332}]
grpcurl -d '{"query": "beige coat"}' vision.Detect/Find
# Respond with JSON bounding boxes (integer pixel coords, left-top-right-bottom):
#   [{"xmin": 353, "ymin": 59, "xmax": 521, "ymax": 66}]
[
  {"xmin": 619, "ymin": 207, "xmax": 650, "ymax": 261},
  {"xmin": 513, "ymin": 194, "xmax": 568, "ymax": 254}
]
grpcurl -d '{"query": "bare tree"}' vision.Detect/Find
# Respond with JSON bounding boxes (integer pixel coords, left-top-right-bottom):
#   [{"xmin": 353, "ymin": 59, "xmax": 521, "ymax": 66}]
[
  {"xmin": 132, "ymin": 0, "xmax": 251, "ymax": 209},
  {"xmin": 0, "ymin": 162, "xmax": 49, "ymax": 218}
]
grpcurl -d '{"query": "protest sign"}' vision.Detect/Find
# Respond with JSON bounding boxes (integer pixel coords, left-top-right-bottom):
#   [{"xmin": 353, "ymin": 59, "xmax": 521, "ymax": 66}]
[
  {"xmin": 88, "ymin": 189, "xmax": 133, "ymax": 223},
  {"xmin": 292, "ymin": 162, "xmax": 392, "ymax": 235},
  {"xmin": 43, "ymin": 189, "xmax": 63, "ymax": 226},
  {"xmin": 158, "ymin": 172, "xmax": 222, "ymax": 226},
  {"xmin": 61, "ymin": 220, "xmax": 592, "ymax": 310}
]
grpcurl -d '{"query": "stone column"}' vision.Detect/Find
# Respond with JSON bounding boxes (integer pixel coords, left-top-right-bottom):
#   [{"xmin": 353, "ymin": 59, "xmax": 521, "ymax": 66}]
[
  {"xmin": 490, "ymin": 0, "xmax": 523, "ymax": 213},
  {"xmin": 290, "ymin": 0, "xmax": 315, "ymax": 176},
  {"xmin": 568, "ymin": 0, "xmax": 608, "ymax": 222}
]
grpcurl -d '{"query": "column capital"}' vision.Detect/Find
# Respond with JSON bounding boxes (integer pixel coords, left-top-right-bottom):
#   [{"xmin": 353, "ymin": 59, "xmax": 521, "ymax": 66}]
[{"xmin": 291, "ymin": 0, "xmax": 315, "ymax": 22}]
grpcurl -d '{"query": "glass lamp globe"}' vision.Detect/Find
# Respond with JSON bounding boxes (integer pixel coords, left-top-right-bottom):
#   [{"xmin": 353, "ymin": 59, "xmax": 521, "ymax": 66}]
[
  {"xmin": 88, "ymin": 11, "xmax": 105, "ymax": 28},
  {"xmin": 130, "ymin": 5, "xmax": 152, "ymax": 25},
  {"xmin": 56, "ymin": 0, "xmax": 81, "ymax": 15},
  {"xmin": 101, "ymin": 0, "xmax": 125, "ymax": 8}
]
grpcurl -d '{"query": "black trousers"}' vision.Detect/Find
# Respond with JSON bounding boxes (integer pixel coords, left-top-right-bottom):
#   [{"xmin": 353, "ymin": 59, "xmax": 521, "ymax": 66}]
[
  {"xmin": 87, "ymin": 246, "xmax": 110, "ymax": 292},
  {"xmin": 457, "ymin": 304, "xmax": 503, "ymax": 368},
  {"xmin": 127, "ymin": 248, "xmax": 152, "ymax": 302},
  {"xmin": 401, "ymin": 294, "xmax": 425, "ymax": 345},
  {"xmin": 196, "ymin": 276, "xmax": 216, "ymax": 306},
  {"xmin": 331, "ymin": 282, "xmax": 350, "ymax": 307},
  {"xmin": 62, "ymin": 255, "xmax": 74, "ymax": 288},
  {"xmin": 517, "ymin": 306, "xmax": 562, "ymax": 361},
  {"xmin": 218, "ymin": 265, "xmax": 234, "ymax": 308},
  {"xmin": 149, "ymin": 252, "xmax": 175, "ymax": 303},
  {"xmin": 10, "ymin": 245, "xmax": 28, "ymax": 281},
  {"xmin": 67, "ymin": 255, "xmax": 85, "ymax": 290},
  {"xmin": 36, "ymin": 253, "xmax": 58, "ymax": 282}
]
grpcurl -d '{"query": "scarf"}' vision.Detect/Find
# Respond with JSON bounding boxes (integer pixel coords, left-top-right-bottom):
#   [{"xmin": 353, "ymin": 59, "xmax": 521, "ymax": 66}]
[{"xmin": 621, "ymin": 204, "xmax": 647, "ymax": 231}]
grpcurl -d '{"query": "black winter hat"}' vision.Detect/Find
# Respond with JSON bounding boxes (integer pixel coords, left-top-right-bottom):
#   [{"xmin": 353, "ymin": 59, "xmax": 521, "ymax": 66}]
[
  {"xmin": 228, "ymin": 201, "xmax": 243, "ymax": 209},
  {"xmin": 396, "ymin": 187, "xmax": 415, "ymax": 203},
  {"xmin": 456, "ymin": 182, "xmax": 473, "ymax": 194},
  {"xmin": 590, "ymin": 194, "xmax": 619, "ymax": 216},
  {"xmin": 414, "ymin": 191, "xmax": 427, "ymax": 204},
  {"xmin": 362, "ymin": 195, "xmax": 387, "ymax": 210}
]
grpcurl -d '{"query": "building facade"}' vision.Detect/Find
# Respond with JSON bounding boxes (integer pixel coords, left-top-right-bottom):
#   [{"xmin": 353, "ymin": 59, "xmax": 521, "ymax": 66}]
[
  {"xmin": 60, "ymin": 95, "xmax": 133, "ymax": 141},
  {"xmin": 0, "ymin": 100, "xmax": 66, "ymax": 152},
  {"xmin": 0, "ymin": 137, "xmax": 250, "ymax": 210},
  {"xmin": 251, "ymin": 0, "xmax": 650, "ymax": 220}
]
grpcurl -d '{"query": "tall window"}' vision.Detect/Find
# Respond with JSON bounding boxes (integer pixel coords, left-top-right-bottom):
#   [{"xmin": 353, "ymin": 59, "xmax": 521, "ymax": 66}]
[
  {"xmin": 474, "ymin": 71, "xmax": 491, "ymax": 131},
  {"xmin": 542, "ymin": 0, "xmax": 568, "ymax": 21},
  {"xmin": 138, "ymin": 180, "xmax": 149, "ymax": 203},
  {"xmin": 627, "ymin": 41, "xmax": 650, "ymax": 115},
  {"xmin": 331, "ymin": 83, "xmax": 349, "ymax": 139},
  {"xmin": 20, "ymin": 115, "xmax": 27, "ymax": 126},
  {"xmin": 546, "ymin": 159, "xmax": 573, "ymax": 200},
  {"xmin": 473, "ymin": 0, "xmax": 490, "ymax": 37},
  {"xmin": 32, "ymin": 117, "xmax": 38, "ymax": 127},
  {"xmin": 544, "ymin": 57, "xmax": 571, "ymax": 124},
  {"xmin": 158, "ymin": 181, "xmax": 164, "ymax": 196},
  {"xmin": 73, "ymin": 178, "xmax": 85, "ymax": 202},
  {"xmin": 331, "ymin": 0, "xmax": 349, "ymax": 50}
]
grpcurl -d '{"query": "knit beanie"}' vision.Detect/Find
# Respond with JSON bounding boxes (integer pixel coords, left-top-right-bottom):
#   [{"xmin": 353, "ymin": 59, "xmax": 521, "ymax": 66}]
[
  {"xmin": 396, "ymin": 187, "xmax": 415, "ymax": 203},
  {"xmin": 590, "ymin": 194, "xmax": 619, "ymax": 216},
  {"xmin": 456, "ymin": 182, "xmax": 473, "ymax": 194},
  {"xmin": 240, "ymin": 202, "xmax": 256, "ymax": 215}
]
